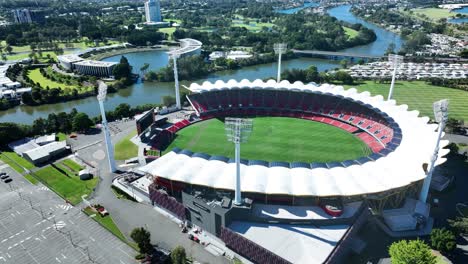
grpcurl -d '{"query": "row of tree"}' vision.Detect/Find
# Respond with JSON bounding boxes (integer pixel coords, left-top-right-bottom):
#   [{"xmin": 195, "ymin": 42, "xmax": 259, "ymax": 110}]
[
  {"xmin": 0, "ymin": 102, "xmax": 159, "ymax": 147},
  {"xmin": 280, "ymin": 66, "xmax": 355, "ymax": 85}
]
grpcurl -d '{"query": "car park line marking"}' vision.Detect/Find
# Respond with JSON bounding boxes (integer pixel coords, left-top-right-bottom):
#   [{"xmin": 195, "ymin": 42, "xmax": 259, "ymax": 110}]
[
  {"xmin": 89, "ymin": 236, "xmax": 95, "ymax": 242},
  {"xmin": 41, "ymin": 234, "xmax": 46, "ymax": 239},
  {"xmin": 56, "ymin": 257, "xmax": 61, "ymax": 263},
  {"xmin": 69, "ymin": 220, "xmax": 74, "ymax": 225},
  {"xmin": 61, "ymin": 254, "xmax": 67, "ymax": 259},
  {"xmin": 0, "ymin": 239, "xmax": 6, "ymax": 243},
  {"xmin": 0, "ymin": 256, "xmax": 5, "ymax": 262}
]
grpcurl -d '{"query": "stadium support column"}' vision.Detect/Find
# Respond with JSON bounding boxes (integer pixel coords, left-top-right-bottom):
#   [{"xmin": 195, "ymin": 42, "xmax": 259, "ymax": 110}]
[
  {"xmin": 274, "ymin": 43, "xmax": 287, "ymax": 83},
  {"xmin": 419, "ymin": 99, "xmax": 449, "ymax": 203},
  {"xmin": 172, "ymin": 54, "xmax": 181, "ymax": 110},
  {"xmin": 97, "ymin": 81, "xmax": 117, "ymax": 173},
  {"xmin": 225, "ymin": 118, "xmax": 253, "ymax": 206},
  {"xmin": 387, "ymin": 54, "xmax": 403, "ymax": 101},
  {"xmin": 234, "ymin": 141, "xmax": 241, "ymax": 205}
]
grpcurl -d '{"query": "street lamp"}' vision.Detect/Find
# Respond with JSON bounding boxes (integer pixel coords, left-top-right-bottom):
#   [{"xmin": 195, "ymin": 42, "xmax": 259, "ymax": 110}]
[
  {"xmin": 169, "ymin": 52, "xmax": 181, "ymax": 110},
  {"xmin": 387, "ymin": 54, "xmax": 403, "ymax": 101},
  {"xmin": 225, "ymin": 118, "xmax": 253, "ymax": 205},
  {"xmin": 419, "ymin": 99, "xmax": 449, "ymax": 203},
  {"xmin": 97, "ymin": 81, "xmax": 117, "ymax": 172},
  {"xmin": 274, "ymin": 43, "xmax": 287, "ymax": 83}
]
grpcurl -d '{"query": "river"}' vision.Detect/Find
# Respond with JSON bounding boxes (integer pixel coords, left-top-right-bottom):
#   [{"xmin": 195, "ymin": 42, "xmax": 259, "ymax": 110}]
[
  {"xmin": 0, "ymin": 4, "xmax": 404, "ymax": 124},
  {"xmin": 450, "ymin": 7, "xmax": 468, "ymax": 24}
]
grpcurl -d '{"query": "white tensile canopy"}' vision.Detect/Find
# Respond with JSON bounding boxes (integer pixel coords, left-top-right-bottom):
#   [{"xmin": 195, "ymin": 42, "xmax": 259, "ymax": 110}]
[{"xmin": 139, "ymin": 79, "xmax": 450, "ymax": 197}]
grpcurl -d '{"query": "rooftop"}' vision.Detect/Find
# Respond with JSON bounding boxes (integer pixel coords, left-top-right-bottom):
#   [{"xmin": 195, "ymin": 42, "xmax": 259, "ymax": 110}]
[
  {"xmin": 73, "ymin": 60, "xmax": 117, "ymax": 67},
  {"xmin": 57, "ymin": 54, "xmax": 84, "ymax": 64}
]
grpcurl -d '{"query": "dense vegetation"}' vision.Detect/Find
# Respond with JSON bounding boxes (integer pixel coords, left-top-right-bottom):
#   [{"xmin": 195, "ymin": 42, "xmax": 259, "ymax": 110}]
[{"xmin": 0, "ymin": 103, "xmax": 158, "ymax": 147}]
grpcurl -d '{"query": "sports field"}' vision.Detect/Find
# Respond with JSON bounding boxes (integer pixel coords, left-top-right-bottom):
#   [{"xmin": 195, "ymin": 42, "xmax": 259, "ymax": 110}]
[{"xmin": 164, "ymin": 117, "xmax": 372, "ymax": 163}]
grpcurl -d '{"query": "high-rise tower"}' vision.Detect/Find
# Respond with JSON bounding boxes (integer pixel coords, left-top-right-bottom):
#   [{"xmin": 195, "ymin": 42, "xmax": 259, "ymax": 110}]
[{"xmin": 144, "ymin": 0, "xmax": 162, "ymax": 23}]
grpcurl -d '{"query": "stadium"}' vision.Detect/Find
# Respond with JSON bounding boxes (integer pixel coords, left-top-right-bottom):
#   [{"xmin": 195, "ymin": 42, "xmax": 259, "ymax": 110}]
[{"xmin": 136, "ymin": 79, "xmax": 450, "ymax": 264}]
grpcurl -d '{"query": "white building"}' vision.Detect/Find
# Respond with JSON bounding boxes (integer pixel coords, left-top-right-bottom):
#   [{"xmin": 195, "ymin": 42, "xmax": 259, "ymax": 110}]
[
  {"xmin": 57, "ymin": 54, "xmax": 83, "ymax": 70},
  {"xmin": 73, "ymin": 60, "xmax": 117, "ymax": 77},
  {"xmin": 145, "ymin": 0, "xmax": 162, "ymax": 23}
]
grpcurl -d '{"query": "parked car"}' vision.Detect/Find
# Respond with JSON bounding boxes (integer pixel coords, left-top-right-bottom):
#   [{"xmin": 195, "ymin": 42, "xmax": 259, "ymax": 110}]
[
  {"xmin": 3, "ymin": 178, "xmax": 12, "ymax": 183},
  {"xmin": 0, "ymin": 175, "xmax": 9, "ymax": 180},
  {"xmin": 0, "ymin": 172, "xmax": 6, "ymax": 176},
  {"xmin": 320, "ymin": 197, "xmax": 344, "ymax": 217}
]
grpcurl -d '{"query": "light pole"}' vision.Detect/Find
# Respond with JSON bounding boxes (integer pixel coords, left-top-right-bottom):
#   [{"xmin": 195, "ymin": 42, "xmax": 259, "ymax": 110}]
[
  {"xmin": 97, "ymin": 81, "xmax": 117, "ymax": 173},
  {"xmin": 274, "ymin": 43, "xmax": 287, "ymax": 83},
  {"xmin": 387, "ymin": 54, "xmax": 403, "ymax": 101},
  {"xmin": 419, "ymin": 99, "xmax": 449, "ymax": 203},
  {"xmin": 225, "ymin": 118, "xmax": 253, "ymax": 205},
  {"xmin": 170, "ymin": 52, "xmax": 181, "ymax": 110}
]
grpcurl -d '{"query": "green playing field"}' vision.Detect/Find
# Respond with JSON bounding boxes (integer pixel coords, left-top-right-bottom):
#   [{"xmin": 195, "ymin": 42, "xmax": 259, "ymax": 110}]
[{"xmin": 163, "ymin": 117, "xmax": 372, "ymax": 163}]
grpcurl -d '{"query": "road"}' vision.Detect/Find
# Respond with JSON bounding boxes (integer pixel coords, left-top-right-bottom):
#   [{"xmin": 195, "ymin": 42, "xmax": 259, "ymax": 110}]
[{"xmin": 75, "ymin": 120, "xmax": 229, "ymax": 264}]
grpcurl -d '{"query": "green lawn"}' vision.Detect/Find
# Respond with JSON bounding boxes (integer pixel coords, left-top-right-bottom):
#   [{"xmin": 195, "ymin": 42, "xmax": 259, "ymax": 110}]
[
  {"xmin": 348, "ymin": 81, "xmax": 468, "ymax": 121},
  {"xmin": 0, "ymin": 151, "xmax": 35, "ymax": 173},
  {"xmin": 164, "ymin": 117, "xmax": 371, "ymax": 163},
  {"xmin": 343, "ymin": 26, "xmax": 359, "ymax": 38},
  {"xmin": 33, "ymin": 166, "xmax": 98, "ymax": 205},
  {"xmin": 56, "ymin": 133, "xmax": 67, "ymax": 141},
  {"xmin": 83, "ymin": 207, "xmax": 127, "ymax": 242},
  {"xmin": 61, "ymin": 159, "xmax": 83, "ymax": 172},
  {"xmin": 114, "ymin": 131, "xmax": 138, "ymax": 160},
  {"xmin": 411, "ymin": 8, "xmax": 456, "ymax": 20},
  {"xmin": 27, "ymin": 68, "xmax": 78, "ymax": 90},
  {"xmin": 159, "ymin": 27, "xmax": 177, "ymax": 39}
]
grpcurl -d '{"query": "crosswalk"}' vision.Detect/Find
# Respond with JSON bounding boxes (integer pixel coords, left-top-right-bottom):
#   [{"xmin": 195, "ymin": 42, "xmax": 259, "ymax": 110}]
[
  {"xmin": 56, "ymin": 204, "xmax": 73, "ymax": 211},
  {"xmin": 53, "ymin": 221, "xmax": 66, "ymax": 230}
]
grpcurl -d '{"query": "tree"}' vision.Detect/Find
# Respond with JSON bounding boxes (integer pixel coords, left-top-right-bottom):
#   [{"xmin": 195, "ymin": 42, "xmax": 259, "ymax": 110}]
[
  {"xmin": 5, "ymin": 34, "xmax": 16, "ymax": 46},
  {"xmin": 389, "ymin": 240, "xmax": 436, "ymax": 264},
  {"xmin": 72, "ymin": 113, "xmax": 93, "ymax": 132},
  {"xmin": 460, "ymin": 49, "xmax": 468, "ymax": 59},
  {"xmin": 0, "ymin": 123, "xmax": 28, "ymax": 146},
  {"xmin": 162, "ymin": 95, "xmax": 176, "ymax": 107},
  {"xmin": 448, "ymin": 217, "xmax": 468, "ymax": 235},
  {"xmin": 114, "ymin": 103, "xmax": 131, "ymax": 119},
  {"xmin": 130, "ymin": 227, "xmax": 153, "ymax": 255},
  {"xmin": 171, "ymin": 246, "xmax": 187, "ymax": 264},
  {"xmin": 430, "ymin": 228, "xmax": 456, "ymax": 253},
  {"xmin": 113, "ymin": 56, "xmax": 132, "ymax": 80},
  {"xmin": 385, "ymin": 43, "xmax": 396, "ymax": 55},
  {"xmin": 5, "ymin": 45, "xmax": 12, "ymax": 54},
  {"xmin": 32, "ymin": 118, "xmax": 47, "ymax": 135},
  {"xmin": 334, "ymin": 71, "xmax": 354, "ymax": 85},
  {"xmin": 340, "ymin": 59, "xmax": 348, "ymax": 69}
]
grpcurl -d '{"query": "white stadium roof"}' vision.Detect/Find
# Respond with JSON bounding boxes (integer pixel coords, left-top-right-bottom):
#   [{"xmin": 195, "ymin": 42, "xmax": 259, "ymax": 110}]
[{"xmin": 139, "ymin": 79, "xmax": 450, "ymax": 197}]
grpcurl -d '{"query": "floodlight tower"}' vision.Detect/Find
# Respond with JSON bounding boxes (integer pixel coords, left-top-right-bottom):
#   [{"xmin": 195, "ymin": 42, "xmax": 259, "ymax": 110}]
[
  {"xmin": 170, "ymin": 52, "xmax": 181, "ymax": 110},
  {"xmin": 274, "ymin": 43, "xmax": 287, "ymax": 83},
  {"xmin": 387, "ymin": 54, "xmax": 403, "ymax": 101},
  {"xmin": 419, "ymin": 99, "xmax": 449, "ymax": 203},
  {"xmin": 97, "ymin": 81, "xmax": 117, "ymax": 173},
  {"xmin": 225, "ymin": 118, "xmax": 253, "ymax": 205}
]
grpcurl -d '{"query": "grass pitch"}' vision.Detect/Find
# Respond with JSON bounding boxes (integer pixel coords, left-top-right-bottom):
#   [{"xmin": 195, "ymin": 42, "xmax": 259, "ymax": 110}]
[{"xmin": 164, "ymin": 117, "xmax": 371, "ymax": 163}]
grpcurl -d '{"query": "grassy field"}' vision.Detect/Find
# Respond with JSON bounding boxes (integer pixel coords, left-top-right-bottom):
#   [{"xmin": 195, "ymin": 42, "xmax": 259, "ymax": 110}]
[
  {"xmin": 159, "ymin": 27, "xmax": 177, "ymax": 39},
  {"xmin": 348, "ymin": 81, "xmax": 468, "ymax": 121},
  {"xmin": 164, "ymin": 117, "xmax": 371, "ymax": 163},
  {"xmin": 33, "ymin": 166, "xmax": 98, "ymax": 205},
  {"xmin": 83, "ymin": 207, "xmax": 127, "ymax": 242},
  {"xmin": 61, "ymin": 159, "xmax": 83, "ymax": 172},
  {"xmin": 343, "ymin": 26, "xmax": 359, "ymax": 38},
  {"xmin": 114, "ymin": 131, "xmax": 138, "ymax": 160},
  {"xmin": 411, "ymin": 8, "xmax": 456, "ymax": 20},
  {"xmin": 0, "ymin": 151, "xmax": 35, "ymax": 173},
  {"xmin": 231, "ymin": 15, "xmax": 275, "ymax": 31},
  {"xmin": 24, "ymin": 174, "xmax": 39, "ymax": 185},
  {"xmin": 27, "ymin": 68, "xmax": 78, "ymax": 90}
]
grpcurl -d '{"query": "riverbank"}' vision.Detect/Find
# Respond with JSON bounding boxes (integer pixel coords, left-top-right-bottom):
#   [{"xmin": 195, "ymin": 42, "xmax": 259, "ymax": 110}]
[{"xmin": 88, "ymin": 46, "xmax": 169, "ymax": 61}]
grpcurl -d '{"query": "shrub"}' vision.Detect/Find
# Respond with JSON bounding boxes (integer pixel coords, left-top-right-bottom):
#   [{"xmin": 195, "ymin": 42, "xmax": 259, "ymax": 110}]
[
  {"xmin": 389, "ymin": 239, "xmax": 436, "ymax": 264},
  {"xmin": 430, "ymin": 228, "xmax": 456, "ymax": 253}
]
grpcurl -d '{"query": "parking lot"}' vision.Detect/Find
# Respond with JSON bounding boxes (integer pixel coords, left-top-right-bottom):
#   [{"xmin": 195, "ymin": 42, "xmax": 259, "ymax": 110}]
[{"xmin": 0, "ymin": 163, "xmax": 136, "ymax": 264}]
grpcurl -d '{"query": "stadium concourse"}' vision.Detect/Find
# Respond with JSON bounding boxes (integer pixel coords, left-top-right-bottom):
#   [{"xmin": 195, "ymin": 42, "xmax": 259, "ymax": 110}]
[{"xmin": 132, "ymin": 79, "xmax": 449, "ymax": 264}]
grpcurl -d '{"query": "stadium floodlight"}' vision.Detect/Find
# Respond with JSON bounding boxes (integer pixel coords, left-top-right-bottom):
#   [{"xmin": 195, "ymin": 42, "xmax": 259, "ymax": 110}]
[
  {"xmin": 225, "ymin": 118, "xmax": 253, "ymax": 205},
  {"xmin": 419, "ymin": 99, "xmax": 449, "ymax": 203},
  {"xmin": 97, "ymin": 81, "xmax": 117, "ymax": 173},
  {"xmin": 169, "ymin": 51, "xmax": 181, "ymax": 110},
  {"xmin": 274, "ymin": 43, "xmax": 287, "ymax": 83},
  {"xmin": 387, "ymin": 54, "xmax": 403, "ymax": 101}
]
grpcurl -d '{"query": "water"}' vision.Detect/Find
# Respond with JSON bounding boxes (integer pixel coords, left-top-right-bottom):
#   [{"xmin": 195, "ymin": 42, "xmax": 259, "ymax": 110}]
[
  {"xmin": 449, "ymin": 6, "xmax": 468, "ymax": 23},
  {"xmin": 0, "ymin": 51, "xmax": 340, "ymax": 124},
  {"xmin": 327, "ymin": 5, "xmax": 403, "ymax": 56},
  {"xmin": 0, "ymin": 4, "xmax": 403, "ymax": 124},
  {"xmin": 276, "ymin": 2, "xmax": 319, "ymax": 14}
]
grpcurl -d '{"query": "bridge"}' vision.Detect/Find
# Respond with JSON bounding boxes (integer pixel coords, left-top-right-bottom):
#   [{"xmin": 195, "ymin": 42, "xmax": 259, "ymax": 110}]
[{"xmin": 291, "ymin": 49, "xmax": 382, "ymax": 60}]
